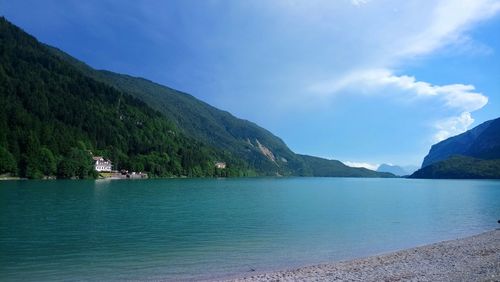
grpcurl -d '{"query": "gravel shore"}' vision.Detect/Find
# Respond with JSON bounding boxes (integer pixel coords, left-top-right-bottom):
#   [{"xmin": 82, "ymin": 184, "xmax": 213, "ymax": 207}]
[{"xmin": 226, "ymin": 229, "xmax": 500, "ymax": 282}]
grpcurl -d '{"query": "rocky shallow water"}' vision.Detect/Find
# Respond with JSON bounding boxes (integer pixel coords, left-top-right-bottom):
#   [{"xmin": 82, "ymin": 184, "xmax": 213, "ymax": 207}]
[{"xmin": 226, "ymin": 229, "xmax": 500, "ymax": 282}]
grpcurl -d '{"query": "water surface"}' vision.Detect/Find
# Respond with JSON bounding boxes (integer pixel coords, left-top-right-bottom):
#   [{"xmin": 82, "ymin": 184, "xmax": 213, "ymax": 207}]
[{"xmin": 1, "ymin": 178, "xmax": 499, "ymax": 281}]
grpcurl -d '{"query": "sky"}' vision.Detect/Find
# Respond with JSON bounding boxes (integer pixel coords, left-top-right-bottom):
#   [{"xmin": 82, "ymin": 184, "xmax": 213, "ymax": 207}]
[{"xmin": 2, "ymin": 0, "xmax": 500, "ymax": 169}]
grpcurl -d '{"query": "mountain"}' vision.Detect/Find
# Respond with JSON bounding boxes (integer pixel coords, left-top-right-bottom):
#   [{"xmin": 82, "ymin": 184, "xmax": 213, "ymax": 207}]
[
  {"xmin": 46, "ymin": 46, "xmax": 310, "ymax": 176},
  {"xmin": 410, "ymin": 156, "xmax": 500, "ymax": 179},
  {"xmin": 300, "ymin": 155, "xmax": 394, "ymax": 177},
  {"xmin": 0, "ymin": 17, "xmax": 251, "ymax": 179},
  {"xmin": 411, "ymin": 117, "xmax": 500, "ymax": 179},
  {"xmin": 377, "ymin": 164, "xmax": 408, "ymax": 176},
  {"xmin": 42, "ymin": 26, "xmax": 392, "ymax": 178},
  {"xmin": 421, "ymin": 118, "xmax": 500, "ymax": 168},
  {"xmin": 0, "ymin": 17, "xmax": 392, "ymax": 178}
]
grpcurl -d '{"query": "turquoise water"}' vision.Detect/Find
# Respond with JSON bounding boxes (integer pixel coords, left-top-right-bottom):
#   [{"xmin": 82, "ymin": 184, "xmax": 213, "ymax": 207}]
[{"xmin": 1, "ymin": 178, "xmax": 499, "ymax": 281}]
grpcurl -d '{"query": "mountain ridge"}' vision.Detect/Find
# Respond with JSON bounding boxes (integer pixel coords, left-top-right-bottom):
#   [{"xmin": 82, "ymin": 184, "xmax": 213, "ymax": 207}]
[
  {"xmin": 0, "ymin": 17, "xmax": 247, "ymax": 178},
  {"xmin": 47, "ymin": 45, "xmax": 309, "ymax": 176},
  {"xmin": 45, "ymin": 36, "xmax": 392, "ymax": 178},
  {"xmin": 421, "ymin": 118, "xmax": 500, "ymax": 168},
  {"xmin": 412, "ymin": 116, "xmax": 500, "ymax": 179},
  {"xmin": 1, "ymin": 17, "xmax": 392, "ymax": 178},
  {"xmin": 300, "ymin": 155, "xmax": 395, "ymax": 177}
]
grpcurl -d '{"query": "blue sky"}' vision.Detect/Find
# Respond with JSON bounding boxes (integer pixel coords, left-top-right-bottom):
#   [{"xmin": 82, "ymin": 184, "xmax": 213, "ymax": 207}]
[{"xmin": 3, "ymin": 0, "xmax": 500, "ymax": 169}]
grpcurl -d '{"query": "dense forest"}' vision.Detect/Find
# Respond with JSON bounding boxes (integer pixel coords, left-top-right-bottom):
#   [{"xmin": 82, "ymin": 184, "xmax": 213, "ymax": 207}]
[
  {"xmin": 410, "ymin": 156, "xmax": 500, "ymax": 179},
  {"xmin": 47, "ymin": 46, "xmax": 310, "ymax": 176},
  {"xmin": 0, "ymin": 17, "xmax": 253, "ymax": 179},
  {"xmin": 299, "ymin": 155, "xmax": 394, "ymax": 177}
]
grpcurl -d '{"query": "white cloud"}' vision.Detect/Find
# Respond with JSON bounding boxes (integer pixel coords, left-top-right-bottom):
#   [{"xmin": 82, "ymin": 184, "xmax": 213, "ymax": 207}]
[
  {"xmin": 342, "ymin": 161, "xmax": 379, "ymax": 171},
  {"xmin": 310, "ymin": 68, "xmax": 488, "ymax": 110},
  {"xmin": 310, "ymin": 68, "xmax": 489, "ymax": 141},
  {"xmin": 236, "ymin": 0, "xmax": 500, "ymax": 165},
  {"xmin": 434, "ymin": 112, "xmax": 475, "ymax": 142},
  {"xmin": 303, "ymin": 0, "xmax": 499, "ymax": 145},
  {"xmin": 350, "ymin": 0, "xmax": 371, "ymax": 6},
  {"xmin": 397, "ymin": 0, "xmax": 500, "ymax": 58}
]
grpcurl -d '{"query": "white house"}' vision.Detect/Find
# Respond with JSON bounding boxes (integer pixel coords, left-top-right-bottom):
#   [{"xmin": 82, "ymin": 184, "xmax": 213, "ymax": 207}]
[
  {"xmin": 93, "ymin": 156, "xmax": 112, "ymax": 172},
  {"xmin": 215, "ymin": 162, "xmax": 226, "ymax": 169}
]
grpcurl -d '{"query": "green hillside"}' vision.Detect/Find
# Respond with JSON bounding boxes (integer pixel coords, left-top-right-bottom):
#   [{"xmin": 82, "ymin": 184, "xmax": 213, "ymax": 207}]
[
  {"xmin": 47, "ymin": 44, "xmax": 392, "ymax": 177},
  {"xmin": 300, "ymin": 155, "xmax": 395, "ymax": 177},
  {"xmin": 410, "ymin": 156, "xmax": 500, "ymax": 179},
  {"xmin": 46, "ymin": 47, "xmax": 308, "ymax": 176},
  {"xmin": 0, "ymin": 17, "xmax": 392, "ymax": 178},
  {"xmin": 0, "ymin": 17, "xmax": 252, "ymax": 179},
  {"xmin": 90, "ymin": 70, "xmax": 309, "ymax": 176}
]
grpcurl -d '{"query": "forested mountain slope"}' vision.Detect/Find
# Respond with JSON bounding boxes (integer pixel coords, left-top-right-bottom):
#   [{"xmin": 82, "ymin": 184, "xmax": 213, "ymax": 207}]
[
  {"xmin": 48, "ymin": 40, "xmax": 393, "ymax": 177},
  {"xmin": 300, "ymin": 155, "xmax": 395, "ymax": 177},
  {"xmin": 411, "ymin": 156, "xmax": 500, "ymax": 179},
  {"xmin": 47, "ymin": 46, "xmax": 309, "ymax": 176},
  {"xmin": 412, "ymin": 117, "xmax": 500, "ymax": 179},
  {"xmin": 0, "ymin": 17, "xmax": 250, "ymax": 178},
  {"xmin": 0, "ymin": 17, "xmax": 392, "ymax": 178}
]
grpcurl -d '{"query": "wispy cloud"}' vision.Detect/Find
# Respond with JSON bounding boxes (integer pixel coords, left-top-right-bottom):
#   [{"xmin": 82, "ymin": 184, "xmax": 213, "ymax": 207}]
[
  {"xmin": 350, "ymin": 0, "xmax": 371, "ymax": 6},
  {"xmin": 310, "ymin": 68, "xmax": 488, "ymax": 141},
  {"xmin": 310, "ymin": 68, "xmax": 488, "ymax": 112},
  {"xmin": 306, "ymin": 0, "xmax": 499, "ymax": 142},
  {"xmin": 396, "ymin": 0, "xmax": 500, "ymax": 58}
]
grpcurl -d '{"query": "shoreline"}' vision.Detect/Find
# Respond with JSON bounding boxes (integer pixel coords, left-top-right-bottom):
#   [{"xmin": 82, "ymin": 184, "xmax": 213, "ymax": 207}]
[{"xmin": 223, "ymin": 229, "xmax": 500, "ymax": 282}]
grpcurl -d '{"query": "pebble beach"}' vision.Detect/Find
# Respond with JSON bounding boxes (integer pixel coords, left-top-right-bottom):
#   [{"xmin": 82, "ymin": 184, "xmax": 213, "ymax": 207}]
[{"xmin": 226, "ymin": 229, "xmax": 500, "ymax": 282}]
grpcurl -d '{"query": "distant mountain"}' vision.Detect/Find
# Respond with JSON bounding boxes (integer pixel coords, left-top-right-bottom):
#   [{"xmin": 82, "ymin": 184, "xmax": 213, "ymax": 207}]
[
  {"xmin": 377, "ymin": 164, "xmax": 418, "ymax": 176},
  {"xmin": 410, "ymin": 156, "xmax": 500, "ymax": 179},
  {"xmin": 411, "ymin": 117, "xmax": 500, "ymax": 179},
  {"xmin": 44, "ymin": 30, "xmax": 392, "ymax": 178},
  {"xmin": 377, "ymin": 164, "xmax": 406, "ymax": 176},
  {"xmin": 421, "ymin": 118, "xmax": 500, "ymax": 168}
]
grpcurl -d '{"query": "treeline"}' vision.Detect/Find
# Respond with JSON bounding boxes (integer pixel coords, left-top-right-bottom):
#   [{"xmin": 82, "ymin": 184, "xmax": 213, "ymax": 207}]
[
  {"xmin": 410, "ymin": 156, "xmax": 500, "ymax": 179},
  {"xmin": 0, "ymin": 17, "xmax": 254, "ymax": 179}
]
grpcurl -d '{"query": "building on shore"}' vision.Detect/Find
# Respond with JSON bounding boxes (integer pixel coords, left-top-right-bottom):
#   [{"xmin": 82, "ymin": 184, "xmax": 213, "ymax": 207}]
[
  {"xmin": 215, "ymin": 162, "xmax": 226, "ymax": 169},
  {"xmin": 93, "ymin": 156, "xmax": 112, "ymax": 172}
]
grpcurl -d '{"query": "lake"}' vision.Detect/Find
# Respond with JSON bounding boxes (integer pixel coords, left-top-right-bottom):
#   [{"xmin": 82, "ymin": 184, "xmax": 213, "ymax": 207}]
[{"xmin": 1, "ymin": 178, "xmax": 499, "ymax": 281}]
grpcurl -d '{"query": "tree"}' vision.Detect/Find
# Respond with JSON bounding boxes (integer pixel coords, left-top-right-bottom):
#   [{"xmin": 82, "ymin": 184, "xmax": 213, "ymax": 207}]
[
  {"xmin": 22, "ymin": 133, "xmax": 42, "ymax": 179},
  {"xmin": 57, "ymin": 148, "xmax": 96, "ymax": 179},
  {"xmin": 39, "ymin": 147, "xmax": 56, "ymax": 176},
  {"xmin": 57, "ymin": 158, "xmax": 77, "ymax": 179},
  {"xmin": 70, "ymin": 147, "xmax": 95, "ymax": 179},
  {"xmin": 0, "ymin": 146, "xmax": 16, "ymax": 174}
]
